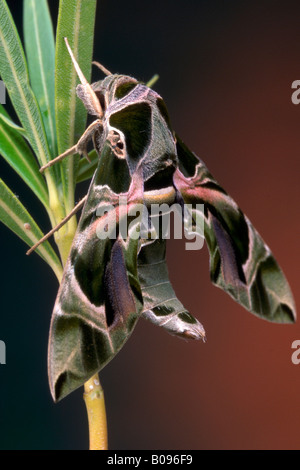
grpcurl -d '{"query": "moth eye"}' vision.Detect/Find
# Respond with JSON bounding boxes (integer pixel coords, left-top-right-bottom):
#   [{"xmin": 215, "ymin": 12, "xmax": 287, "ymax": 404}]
[{"xmin": 107, "ymin": 129, "xmax": 126, "ymax": 158}]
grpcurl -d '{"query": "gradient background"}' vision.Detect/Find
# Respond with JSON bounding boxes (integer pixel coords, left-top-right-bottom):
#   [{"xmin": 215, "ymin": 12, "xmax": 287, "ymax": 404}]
[{"xmin": 0, "ymin": 0, "xmax": 299, "ymax": 450}]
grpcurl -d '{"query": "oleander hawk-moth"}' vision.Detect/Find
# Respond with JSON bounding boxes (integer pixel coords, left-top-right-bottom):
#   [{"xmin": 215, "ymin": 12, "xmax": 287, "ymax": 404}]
[{"xmin": 43, "ymin": 39, "xmax": 296, "ymax": 402}]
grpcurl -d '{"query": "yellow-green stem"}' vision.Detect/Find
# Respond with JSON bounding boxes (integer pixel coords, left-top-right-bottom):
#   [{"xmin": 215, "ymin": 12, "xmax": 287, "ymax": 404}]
[
  {"xmin": 84, "ymin": 374, "xmax": 108, "ymax": 450},
  {"xmin": 46, "ymin": 170, "xmax": 77, "ymax": 264}
]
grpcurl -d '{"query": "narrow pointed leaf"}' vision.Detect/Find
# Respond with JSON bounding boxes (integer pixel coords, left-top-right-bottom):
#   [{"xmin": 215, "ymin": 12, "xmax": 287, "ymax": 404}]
[
  {"xmin": 0, "ymin": 0, "xmax": 52, "ymax": 170},
  {"xmin": 146, "ymin": 74, "xmax": 159, "ymax": 88},
  {"xmin": 23, "ymin": 0, "xmax": 57, "ymax": 159},
  {"xmin": 0, "ymin": 104, "xmax": 49, "ymax": 209},
  {"xmin": 55, "ymin": 0, "xmax": 97, "ymax": 214},
  {"xmin": 76, "ymin": 150, "xmax": 98, "ymax": 183},
  {"xmin": 0, "ymin": 109, "xmax": 26, "ymax": 135},
  {"xmin": 0, "ymin": 179, "xmax": 62, "ymax": 280}
]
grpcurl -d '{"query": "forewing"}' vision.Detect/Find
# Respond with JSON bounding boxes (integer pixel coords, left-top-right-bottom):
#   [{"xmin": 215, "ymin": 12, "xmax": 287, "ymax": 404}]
[
  {"xmin": 173, "ymin": 135, "xmax": 296, "ymax": 323},
  {"xmin": 48, "ymin": 144, "xmax": 143, "ymax": 401}
]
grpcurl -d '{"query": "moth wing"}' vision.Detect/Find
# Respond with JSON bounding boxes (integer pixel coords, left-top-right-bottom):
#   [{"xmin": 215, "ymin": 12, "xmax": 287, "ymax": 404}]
[
  {"xmin": 173, "ymin": 135, "xmax": 296, "ymax": 323},
  {"xmin": 48, "ymin": 145, "xmax": 143, "ymax": 402},
  {"xmin": 138, "ymin": 237, "xmax": 206, "ymax": 340}
]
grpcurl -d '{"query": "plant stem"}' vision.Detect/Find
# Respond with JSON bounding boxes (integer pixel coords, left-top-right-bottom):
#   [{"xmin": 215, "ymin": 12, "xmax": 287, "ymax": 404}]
[{"xmin": 83, "ymin": 374, "xmax": 108, "ymax": 450}]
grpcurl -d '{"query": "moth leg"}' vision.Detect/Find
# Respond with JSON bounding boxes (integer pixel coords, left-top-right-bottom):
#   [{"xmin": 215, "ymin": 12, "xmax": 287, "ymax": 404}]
[
  {"xmin": 26, "ymin": 196, "xmax": 87, "ymax": 255},
  {"xmin": 40, "ymin": 119, "xmax": 102, "ymax": 172}
]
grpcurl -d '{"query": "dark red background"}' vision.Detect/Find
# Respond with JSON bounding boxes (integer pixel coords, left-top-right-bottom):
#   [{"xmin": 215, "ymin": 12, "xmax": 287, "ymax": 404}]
[{"xmin": 0, "ymin": 0, "xmax": 299, "ymax": 449}]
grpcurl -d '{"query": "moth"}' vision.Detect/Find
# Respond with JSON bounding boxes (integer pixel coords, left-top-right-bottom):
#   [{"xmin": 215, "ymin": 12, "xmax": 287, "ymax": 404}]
[{"xmin": 37, "ymin": 39, "xmax": 296, "ymax": 402}]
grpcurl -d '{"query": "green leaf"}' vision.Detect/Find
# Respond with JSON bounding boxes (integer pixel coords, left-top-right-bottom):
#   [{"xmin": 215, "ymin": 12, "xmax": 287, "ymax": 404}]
[
  {"xmin": 0, "ymin": 109, "xmax": 26, "ymax": 135},
  {"xmin": 0, "ymin": 0, "xmax": 53, "ymax": 171},
  {"xmin": 0, "ymin": 104, "xmax": 49, "ymax": 209},
  {"xmin": 55, "ymin": 0, "xmax": 97, "ymax": 213},
  {"xmin": 146, "ymin": 74, "xmax": 159, "ymax": 88},
  {"xmin": 0, "ymin": 178, "xmax": 62, "ymax": 281},
  {"xmin": 76, "ymin": 150, "xmax": 98, "ymax": 183},
  {"xmin": 23, "ymin": 0, "xmax": 57, "ymax": 159}
]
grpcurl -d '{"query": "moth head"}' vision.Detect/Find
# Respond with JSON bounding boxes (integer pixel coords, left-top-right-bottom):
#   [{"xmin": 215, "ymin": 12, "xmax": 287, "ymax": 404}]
[{"xmin": 64, "ymin": 37, "xmax": 105, "ymax": 118}]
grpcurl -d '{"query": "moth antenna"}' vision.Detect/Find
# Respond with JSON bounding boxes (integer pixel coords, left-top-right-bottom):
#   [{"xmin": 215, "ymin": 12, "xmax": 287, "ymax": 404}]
[
  {"xmin": 92, "ymin": 61, "xmax": 112, "ymax": 76},
  {"xmin": 64, "ymin": 37, "xmax": 103, "ymax": 117},
  {"xmin": 64, "ymin": 37, "xmax": 89, "ymax": 85}
]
